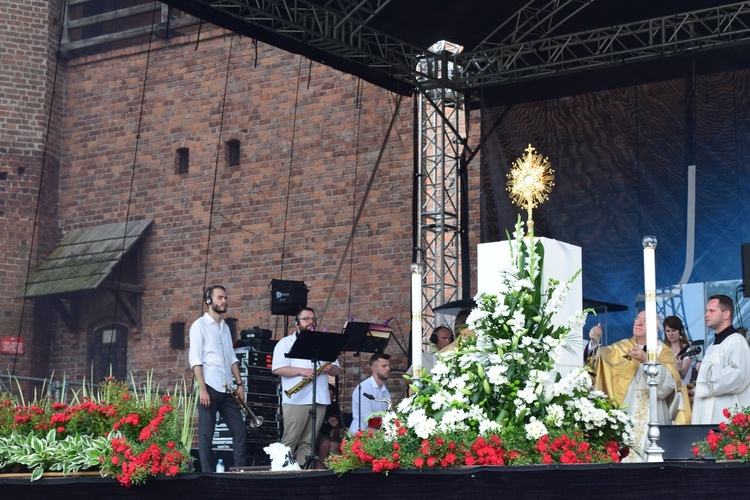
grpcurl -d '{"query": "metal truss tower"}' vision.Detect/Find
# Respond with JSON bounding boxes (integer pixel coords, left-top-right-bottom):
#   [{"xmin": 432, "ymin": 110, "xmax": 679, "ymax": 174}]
[{"xmin": 415, "ymin": 43, "xmax": 465, "ymax": 332}]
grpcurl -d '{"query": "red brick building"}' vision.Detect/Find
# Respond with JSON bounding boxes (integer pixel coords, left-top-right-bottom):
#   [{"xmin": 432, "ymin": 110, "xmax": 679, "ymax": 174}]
[{"xmin": 0, "ymin": 2, "xmax": 482, "ymax": 410}]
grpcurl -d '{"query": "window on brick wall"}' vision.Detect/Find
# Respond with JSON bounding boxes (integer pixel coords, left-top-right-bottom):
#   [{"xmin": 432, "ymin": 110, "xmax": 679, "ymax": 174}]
[
  {"xmin": 176, "ymin": 147, "xmax": 189, "ymax": 174},
  {"xmin": 226, "ymin": 139, "xmax": 240, "ymax": 167},
  {"xmin": 61, "ymin": 2, "xmax": 197, "ymax": 57}
]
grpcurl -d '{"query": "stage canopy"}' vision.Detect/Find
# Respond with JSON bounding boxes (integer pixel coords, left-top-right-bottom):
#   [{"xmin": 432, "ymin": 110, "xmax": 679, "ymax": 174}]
[{"xmin": 161, "ymin": 0, "xmax": 750, "ymax": 102}]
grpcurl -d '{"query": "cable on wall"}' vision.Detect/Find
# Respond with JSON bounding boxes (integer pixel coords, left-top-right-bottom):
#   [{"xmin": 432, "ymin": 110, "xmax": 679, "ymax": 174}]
[
  {"xmin": 12, "ymin": 0, "xmax": 70, "ymax": 379},
  {"xmin": 200, "ymin": 33, "xmax": 237, "ymax": 305},
  {"xmin": 104, "ymin": 2, "xmax": 161, "ymax": 375}
]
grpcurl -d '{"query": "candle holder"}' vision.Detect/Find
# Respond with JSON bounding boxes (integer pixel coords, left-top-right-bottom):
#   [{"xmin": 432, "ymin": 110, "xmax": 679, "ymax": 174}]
[{"xmin": 643, "ymin": 360, "xmax": 665, "ymax": 462}]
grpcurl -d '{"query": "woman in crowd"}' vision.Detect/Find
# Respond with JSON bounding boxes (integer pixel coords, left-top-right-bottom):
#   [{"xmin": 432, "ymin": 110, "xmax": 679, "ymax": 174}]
[{"xmin": 663, "ymin": 315, "xmax": 695, "ymax": 387}]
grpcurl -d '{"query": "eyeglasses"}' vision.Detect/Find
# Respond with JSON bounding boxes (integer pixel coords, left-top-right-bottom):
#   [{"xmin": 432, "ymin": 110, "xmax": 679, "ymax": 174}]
[
  {"xmin": 633, "ymin": 318, "xmax": 646, "ymax": 325},
  {"xmin": 298, "ymin": 317, "xmax": 317, "ymax": 323}
]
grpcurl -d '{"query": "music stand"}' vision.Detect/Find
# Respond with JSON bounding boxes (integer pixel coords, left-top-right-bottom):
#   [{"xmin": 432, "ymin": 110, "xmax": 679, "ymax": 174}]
[
  {"xmin": 341, "ymin": 321, "xmax": 391, "ymax": 354},
  {"xmin": 285, "ymin": 330, "xmax": 347, "ymax": 469},
  {"xmin": 341, "ymin": 322, "xmax": 392, "ymax": 433}
]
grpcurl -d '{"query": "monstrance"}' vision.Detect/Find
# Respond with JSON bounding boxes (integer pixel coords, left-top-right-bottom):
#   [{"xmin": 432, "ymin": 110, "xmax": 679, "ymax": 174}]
[{"xmin": 506, "ymin": 144, "xmax": 555, "ymax": 234}]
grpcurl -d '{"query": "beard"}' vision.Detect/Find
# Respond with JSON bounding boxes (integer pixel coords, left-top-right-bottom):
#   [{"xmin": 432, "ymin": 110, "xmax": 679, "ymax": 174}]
[{"xmin": 211, "ymin": 303, "xmax": 227, "ymax": 314}]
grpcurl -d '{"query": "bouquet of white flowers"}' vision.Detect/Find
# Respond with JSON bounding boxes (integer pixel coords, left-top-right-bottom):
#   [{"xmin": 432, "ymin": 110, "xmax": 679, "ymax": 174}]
[{"xmin": 331, "ymin": 218, "xmax": 632, "ymax": 473}]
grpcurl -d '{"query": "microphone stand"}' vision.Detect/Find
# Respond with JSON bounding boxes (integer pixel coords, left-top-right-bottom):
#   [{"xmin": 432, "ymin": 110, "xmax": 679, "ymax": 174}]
[
  {"xmin": 285, "ymin": 328, "xmax": 346, "ymax": 470},
  {"xmin": 304, "ymin": 356, "xmax": 323, "ymax": 470}
]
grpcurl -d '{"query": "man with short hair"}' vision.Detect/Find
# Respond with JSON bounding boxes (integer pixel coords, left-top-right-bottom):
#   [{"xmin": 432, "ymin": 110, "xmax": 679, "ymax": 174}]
[
  {"xmin": 692, "ymin": 294, "xmax": 750, "ymax": 424},
  {"xmin": 189, "ymin": 285, "xmax": 248, "ymax": 472},
  {"xmin": 272, "ymin": 307, "xmax": 341, "ymax": 466},
  {"xmin": 350, "ymin": 352, "xmax": 392, "ymax": 433}
]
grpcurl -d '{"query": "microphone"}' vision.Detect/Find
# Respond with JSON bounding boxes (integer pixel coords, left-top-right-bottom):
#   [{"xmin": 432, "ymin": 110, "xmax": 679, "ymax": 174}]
[{"xmin": 363, "ymin": 392, "xmax": 374, "ymax": 400}]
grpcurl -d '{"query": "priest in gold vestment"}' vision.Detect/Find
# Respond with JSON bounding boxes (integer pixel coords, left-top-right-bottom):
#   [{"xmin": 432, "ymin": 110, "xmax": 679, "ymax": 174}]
[{"xmin": 586, "ymin": 310, "xmax": 691, "ymax": 462}]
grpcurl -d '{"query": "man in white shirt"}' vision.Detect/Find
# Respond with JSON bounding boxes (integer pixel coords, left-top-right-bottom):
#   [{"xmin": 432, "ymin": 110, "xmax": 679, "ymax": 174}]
[
  {"xmin": 272, "ymin": 307, "xmax": 341, "ymax": 467},
  {"xmin": 350, "ymin": 353, "xmax": 392, "ymax": 434},
  {"xmin": 188, "ymin": 285, "xmax": 247, "ymax": 472},
  {"xmin": 692, "ymin": 294, "xmax": 750, "ymax": 424}
]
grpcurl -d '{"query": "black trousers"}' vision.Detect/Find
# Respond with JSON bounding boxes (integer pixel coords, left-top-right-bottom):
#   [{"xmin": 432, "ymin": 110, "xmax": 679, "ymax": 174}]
[{"xmin": 197, "ymin": 385, "xmax": 248, "ymax": 472}]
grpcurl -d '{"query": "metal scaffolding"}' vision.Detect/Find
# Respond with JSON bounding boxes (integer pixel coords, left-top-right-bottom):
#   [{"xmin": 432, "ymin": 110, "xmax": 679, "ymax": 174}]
[
  {"xmin": 415, "ymin": 43, "xmax": 465, "ymax": 332},
  {"xmin": 161, "ymin": 0, "xmax": 750, "ymax": 94}
]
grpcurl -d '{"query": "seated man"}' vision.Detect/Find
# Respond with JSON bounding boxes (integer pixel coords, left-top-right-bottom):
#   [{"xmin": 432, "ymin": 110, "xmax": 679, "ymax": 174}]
[
  {"xmin": 350, "ymin": 353, "xmax": 391, "ymax": 434},
  {"xmin": 586, "ymin": 310, "xmax": 689, "ymax": 461}
]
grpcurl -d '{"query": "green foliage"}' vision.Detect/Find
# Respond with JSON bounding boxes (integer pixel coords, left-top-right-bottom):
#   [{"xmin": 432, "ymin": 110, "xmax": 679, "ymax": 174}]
[{"xmin": 0, "ymin": 373, "xmax": 196, "ymax": 486}]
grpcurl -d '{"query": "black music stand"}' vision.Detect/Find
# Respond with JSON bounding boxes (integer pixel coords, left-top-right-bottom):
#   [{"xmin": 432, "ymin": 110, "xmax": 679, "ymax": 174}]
[
  {"xmin": 341, "ymin": 321, "xmax": 391, "ymax": 354},
  {"xmin": 285, "ymin": 330, "xmax": 347, "ymax": 469},
  {"xmin": 341, "ymin": 322, "xmax": 391, "ymax": 433}
]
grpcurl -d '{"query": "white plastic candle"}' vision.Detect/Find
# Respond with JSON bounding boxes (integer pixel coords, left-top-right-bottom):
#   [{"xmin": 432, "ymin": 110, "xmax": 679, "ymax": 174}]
[
  {"xmin": 411, "ymin": 263, "xmax": 423, "ymax": 375},
  {"xmin": 642, "ymin": 235, "xmax": 658, "ymax": 358}
]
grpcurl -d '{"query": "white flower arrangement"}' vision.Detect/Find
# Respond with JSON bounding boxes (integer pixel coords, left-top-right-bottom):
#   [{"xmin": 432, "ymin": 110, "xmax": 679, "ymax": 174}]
[{"xmin": 398, "ymin": 217, "xmax": 632, "ymax": 452}]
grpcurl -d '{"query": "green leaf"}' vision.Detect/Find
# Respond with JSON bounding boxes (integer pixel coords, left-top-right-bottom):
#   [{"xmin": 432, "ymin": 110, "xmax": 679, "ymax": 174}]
[
  {"xmin": 31, "ymin": 466, "xmax": 44, "ymax": 482},
  {"xmin": 31, "ymin": 436, "xmax": 45, "ymax": 454}
]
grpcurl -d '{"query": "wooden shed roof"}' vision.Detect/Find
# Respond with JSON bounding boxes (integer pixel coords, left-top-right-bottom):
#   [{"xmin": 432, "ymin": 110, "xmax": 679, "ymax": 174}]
[{"xmin": 20, "ymin": 219, "xmax": 154, "ymax": 298}]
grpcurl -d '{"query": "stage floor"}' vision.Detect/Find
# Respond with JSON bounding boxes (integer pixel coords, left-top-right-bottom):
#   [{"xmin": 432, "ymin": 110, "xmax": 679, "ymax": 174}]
[{"xmin": 1, "ymin": 461, "xmax": 749, "ymax": 499}]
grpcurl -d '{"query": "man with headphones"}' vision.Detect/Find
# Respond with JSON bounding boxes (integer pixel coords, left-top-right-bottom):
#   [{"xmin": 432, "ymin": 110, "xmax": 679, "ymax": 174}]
[
  {"xmin": 188, "ymin": 285, "xmax": 248, "ymax": 472},
  {"xmin": 271, "ymin": 307, "xmax": 341, "ymax": 466},
  {"xmin": 430, "ymin": 325, "xmax": 455, "ymax": 352}
]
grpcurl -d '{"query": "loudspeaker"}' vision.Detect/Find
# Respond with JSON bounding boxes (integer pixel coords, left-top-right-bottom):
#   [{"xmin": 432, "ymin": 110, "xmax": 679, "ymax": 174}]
[
  {"xmin": 742, "ymin": 243, "xmax": 750, "ymax": 298},
  {"xmin": 170, "ymin": 322, "xmax": 185, "ymax": 350},
  {"xmin": 270, "ymin": 279, "xmax": 308, "ymax": 316}
]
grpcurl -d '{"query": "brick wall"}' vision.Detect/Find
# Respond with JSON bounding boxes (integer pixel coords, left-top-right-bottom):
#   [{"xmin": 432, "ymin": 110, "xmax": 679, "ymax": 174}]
[
  {"xmin": 0, "ymin": 0, "xmax": 63, "ymax": 380},
  {"xmin": 1, "ymin": 8, "xmax": 482, "ymax": 414},
  {"xmin": 55, "ymin": 27, "xmax": 420, "ymax": 407}
]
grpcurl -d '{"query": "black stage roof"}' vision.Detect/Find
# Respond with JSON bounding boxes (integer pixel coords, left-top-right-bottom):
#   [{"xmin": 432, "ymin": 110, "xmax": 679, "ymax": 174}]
[{"xmin": 163, "ymin": 0, "xmax": 750, "ymax": 101}]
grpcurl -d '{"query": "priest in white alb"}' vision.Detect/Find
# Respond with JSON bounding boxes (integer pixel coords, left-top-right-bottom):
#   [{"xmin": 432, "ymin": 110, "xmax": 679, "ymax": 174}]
[{"xmin": 692, "ymin": 294, "xmax": 750, "ymax": 424}]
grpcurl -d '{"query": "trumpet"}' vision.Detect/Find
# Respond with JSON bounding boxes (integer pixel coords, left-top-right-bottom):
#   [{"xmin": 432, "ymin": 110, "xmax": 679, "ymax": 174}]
[
  {"xmin": 284, "ymin": 362, "xmax": 331, "ymax": 397},
  {"xmin": 224, "ymin": 383, "xmax": 264, "ymax": 428}
]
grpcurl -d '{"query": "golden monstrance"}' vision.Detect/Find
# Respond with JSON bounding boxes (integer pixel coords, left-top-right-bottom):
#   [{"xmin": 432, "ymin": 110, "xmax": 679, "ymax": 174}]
[{"xmin": 506, "ymin": 144, "xmax": 555, "ymax": 234}]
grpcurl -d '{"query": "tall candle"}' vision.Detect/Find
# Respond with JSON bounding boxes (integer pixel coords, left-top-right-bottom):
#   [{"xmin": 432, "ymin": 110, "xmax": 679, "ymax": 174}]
[
  {"xmin": 411, "ymin": 263, "xmax": 423, "ymax": 376},
  {"xmin": 642, "ymin": 235, "xmax": 658, "ymax": 359}
]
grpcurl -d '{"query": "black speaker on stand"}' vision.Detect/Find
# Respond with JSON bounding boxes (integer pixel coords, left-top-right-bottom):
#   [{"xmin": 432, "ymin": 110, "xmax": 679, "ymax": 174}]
[{"xmin": 270, "ymin": 279, "xmax": 308, "ymax": 316}]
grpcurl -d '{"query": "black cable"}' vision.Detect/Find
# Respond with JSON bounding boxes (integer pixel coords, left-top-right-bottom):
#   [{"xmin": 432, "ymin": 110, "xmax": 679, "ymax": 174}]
[
  {"xmin": 105, "ymin": 3, "xmax": 160, "ymax": 374},
  {"xmin": 278, "ymin": 56, "xmax": 304, "ymax": 279},
  {"xmin": 200, "ymin": 33, "xmax": 236, "ymax": 306},
  {"xmin": 13, "ymin": 0, "xmax": 69, "ymax": 379},
  {"xmin": 273, "ymin": 56, "xmax": 304, "ymax": 338},
  {"xmin": 736, "ymin": 284, "xmax": 745, "ymax": 334},
  {"xmin": 346, "ymin": 78, "xmax": 363, "ymax": 322}
]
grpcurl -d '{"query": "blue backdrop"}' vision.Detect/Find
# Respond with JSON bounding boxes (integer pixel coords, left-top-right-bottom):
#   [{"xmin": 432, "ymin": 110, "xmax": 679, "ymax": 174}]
[{"xmin": 480, "ymin": 69, "xmax": 750, "ymax": 343}]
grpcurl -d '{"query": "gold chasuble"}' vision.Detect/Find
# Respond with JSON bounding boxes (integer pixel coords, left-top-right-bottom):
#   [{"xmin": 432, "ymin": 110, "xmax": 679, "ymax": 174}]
[{"xmin": 588, "ymin": 337, "xmax": 691, "ymax": 425}]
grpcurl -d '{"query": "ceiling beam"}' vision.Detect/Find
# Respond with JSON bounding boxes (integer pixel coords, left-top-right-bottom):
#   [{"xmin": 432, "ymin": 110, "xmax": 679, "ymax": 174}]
[{"xmin": 163, "ymin": 0, "xmax": 750, "ymax": 94}]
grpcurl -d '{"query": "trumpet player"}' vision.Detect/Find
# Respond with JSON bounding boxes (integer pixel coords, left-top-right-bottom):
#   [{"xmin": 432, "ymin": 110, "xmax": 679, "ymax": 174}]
[
  {"xmin": 188, "ymin": 285, "xmax": 248, "ymax": 472},
  {"xmin": 272, "ymin": 307, "xmax": 340, "ymax": 465}
]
